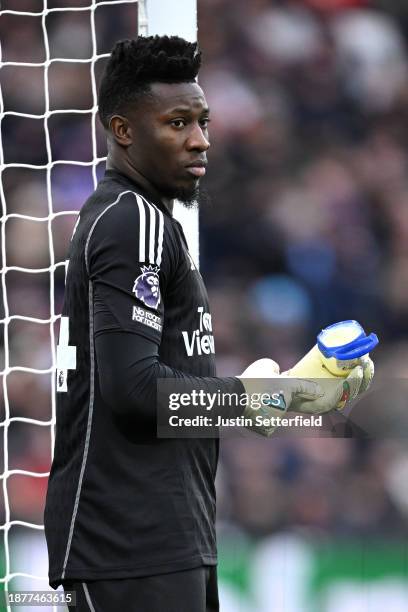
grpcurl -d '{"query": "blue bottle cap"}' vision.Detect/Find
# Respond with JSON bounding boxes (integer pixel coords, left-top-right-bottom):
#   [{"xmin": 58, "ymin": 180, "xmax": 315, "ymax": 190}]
[{"xmin": 317, "ymin": 320, "xmax": 379, "ymax": 361}]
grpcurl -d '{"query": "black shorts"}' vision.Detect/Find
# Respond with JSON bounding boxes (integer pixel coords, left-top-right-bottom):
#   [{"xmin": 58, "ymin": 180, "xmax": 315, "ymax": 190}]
[{"xmin": 62, "ymin": 566, "xmax": 219, "ymax": 612}]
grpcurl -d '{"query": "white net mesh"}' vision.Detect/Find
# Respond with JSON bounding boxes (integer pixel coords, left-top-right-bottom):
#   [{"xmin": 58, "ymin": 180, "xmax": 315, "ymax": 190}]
[{"xmin": 0, "ymin": 1, "xmax": 139, "ymax": 608}]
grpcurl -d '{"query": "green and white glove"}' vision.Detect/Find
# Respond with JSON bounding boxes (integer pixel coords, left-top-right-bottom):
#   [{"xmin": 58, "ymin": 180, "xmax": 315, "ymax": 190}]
[
  {"xmin": 237, "ymin": 358, "xmax": 323, "ymax": 437},
  {"xmin": 289, "ymin": 364, "xmax": 365, "ymax": 414},
  {"xmin": 289, "ymin": 354, "xmax": 373, "ymax": 413},
  {"xmin": 238, "ymin": 356, "xmax": 371, "ymax": 435}
]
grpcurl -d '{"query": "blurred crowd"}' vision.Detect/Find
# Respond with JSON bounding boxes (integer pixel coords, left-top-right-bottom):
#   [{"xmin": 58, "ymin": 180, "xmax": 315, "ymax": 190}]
[{"xmin": 2, "ymin": 0, "xmax": 408, "ymax": 553}]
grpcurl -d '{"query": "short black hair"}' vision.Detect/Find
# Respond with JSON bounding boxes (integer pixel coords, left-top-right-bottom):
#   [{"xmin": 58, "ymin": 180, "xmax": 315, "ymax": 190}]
[{"xmin": 98, "ymin": 35, "xmax": 202, "ymax": 129}]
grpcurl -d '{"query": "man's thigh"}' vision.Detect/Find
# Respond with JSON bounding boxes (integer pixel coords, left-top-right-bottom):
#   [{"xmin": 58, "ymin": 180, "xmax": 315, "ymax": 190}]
[{"xmin": 63, "ymin": 566, "xmax": 219, "ymax": 612}]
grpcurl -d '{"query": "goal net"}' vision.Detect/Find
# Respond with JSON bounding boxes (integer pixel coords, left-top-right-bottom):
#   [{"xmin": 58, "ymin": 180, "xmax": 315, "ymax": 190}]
[{"xmin": 0, "ymin": 1, "xmax": 196, "ymax": 609}]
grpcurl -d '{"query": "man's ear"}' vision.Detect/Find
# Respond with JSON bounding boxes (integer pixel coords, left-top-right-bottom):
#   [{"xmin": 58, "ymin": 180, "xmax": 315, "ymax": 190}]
[{"xmin": 109, "ymin": 115, "xmax": 132, "ymax": 146}]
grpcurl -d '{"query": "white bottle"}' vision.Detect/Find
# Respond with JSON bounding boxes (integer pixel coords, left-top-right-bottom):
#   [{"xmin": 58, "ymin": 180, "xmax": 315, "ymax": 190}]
[{"xmin": 287, "ymin": 320, "xmax": 378, "ymax": 380}]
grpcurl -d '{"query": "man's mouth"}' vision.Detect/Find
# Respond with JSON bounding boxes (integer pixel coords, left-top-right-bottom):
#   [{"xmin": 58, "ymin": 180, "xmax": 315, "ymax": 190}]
[
  {"xmin": 186, "ymin": 167, "xmax": 206, "ymax": 177},
  {"xmin": 185, "ymin": 160, "xmax": 207, "ymax": 178}
]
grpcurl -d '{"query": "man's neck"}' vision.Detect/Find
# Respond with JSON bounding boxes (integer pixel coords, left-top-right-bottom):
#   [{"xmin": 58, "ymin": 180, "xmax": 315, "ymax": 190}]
[{"xmin": 106, "ymin": 155, "xmax": 174, "ymax": 215}]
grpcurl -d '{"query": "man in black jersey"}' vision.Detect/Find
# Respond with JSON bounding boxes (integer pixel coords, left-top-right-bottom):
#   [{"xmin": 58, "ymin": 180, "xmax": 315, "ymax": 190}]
[{"xmin": 44, "ymin": 36, "xmax": 369, "ymax": 611}]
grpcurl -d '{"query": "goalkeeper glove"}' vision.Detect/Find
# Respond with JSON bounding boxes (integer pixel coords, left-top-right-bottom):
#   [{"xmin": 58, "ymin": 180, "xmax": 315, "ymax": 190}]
[
  {"xmin": 284, "ymin": 350, "xmax": 374, "ymax": 412},
  {"xmin": 289, "ymin": 364, "xmax": 364, "ymax": 414},
  {"xmin": 237, "ymin": 358, "xmax": 323, "ymax": 437}
]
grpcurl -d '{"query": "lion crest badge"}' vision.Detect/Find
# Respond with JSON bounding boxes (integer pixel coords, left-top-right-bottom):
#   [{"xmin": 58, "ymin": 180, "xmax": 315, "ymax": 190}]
[{"xmin": 133, "ymin": 265, "xmax": 161, "ymax": 310}]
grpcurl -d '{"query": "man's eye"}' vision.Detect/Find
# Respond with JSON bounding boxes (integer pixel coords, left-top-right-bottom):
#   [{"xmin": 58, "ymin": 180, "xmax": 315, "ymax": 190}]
[
  {"xmin": 171, "ymin": 119, "xmax": 186, "ymax": 129},
  {"xmin": 200, "ymin": 118, "xmax": 211, "ymax": 128}
]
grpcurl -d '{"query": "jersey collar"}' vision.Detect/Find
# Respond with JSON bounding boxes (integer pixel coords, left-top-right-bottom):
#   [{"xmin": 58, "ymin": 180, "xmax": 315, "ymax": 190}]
[{"xmin": 103, "ymin": 169, "xmax": 174, "ymax": 218}]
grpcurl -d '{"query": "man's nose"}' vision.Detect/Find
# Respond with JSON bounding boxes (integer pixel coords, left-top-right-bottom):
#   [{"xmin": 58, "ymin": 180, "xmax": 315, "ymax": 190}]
[{"xmin": 186, "ymin": 123, "xmax": 210, "ymax": 151}]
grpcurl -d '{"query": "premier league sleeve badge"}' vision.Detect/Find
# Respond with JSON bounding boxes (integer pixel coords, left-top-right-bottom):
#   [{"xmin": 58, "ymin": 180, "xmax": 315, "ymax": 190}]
[{"xmin": 133, "ymin": 265, "xmax": 161, "ymax": 310}]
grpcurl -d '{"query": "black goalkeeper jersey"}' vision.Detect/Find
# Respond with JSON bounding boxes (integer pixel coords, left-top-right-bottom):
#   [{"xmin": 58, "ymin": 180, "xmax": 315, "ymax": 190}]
[{"xmin": 44, "ymin": 170, "xmax": 243, "ymax": 588}]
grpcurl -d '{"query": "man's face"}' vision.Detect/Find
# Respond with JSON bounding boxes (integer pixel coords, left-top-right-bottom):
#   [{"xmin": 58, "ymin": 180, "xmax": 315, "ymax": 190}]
[{"xmin": 126, "ymin": 81, "xmax": 210, "ymax": 204}]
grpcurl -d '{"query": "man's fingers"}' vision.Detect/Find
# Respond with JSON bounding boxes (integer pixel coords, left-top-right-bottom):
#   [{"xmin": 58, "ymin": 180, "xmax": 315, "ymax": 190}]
[
  {"xmin": 359, "ymin": 356, "xmax": 374, "ymax": 394},
  {"xmin": 336, "ymin": 365, "xmax": 363, "ymax": 409},
  {"xmin": 346, "ymin": 365, "xmax": 364, "ymax": 399},
  {"xmin": 292, "ymin": 379, "xmax": 324, "ymax": 399},
  {"xmin": 239, "ymin": 358, "xmax": 281, "ymax": 378}
]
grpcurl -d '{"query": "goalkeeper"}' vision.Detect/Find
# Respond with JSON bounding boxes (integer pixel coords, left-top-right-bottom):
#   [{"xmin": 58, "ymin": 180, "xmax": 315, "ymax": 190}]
[{"xmin": 44, "ymin": 35, "xmax": 374, "ymax": 612}]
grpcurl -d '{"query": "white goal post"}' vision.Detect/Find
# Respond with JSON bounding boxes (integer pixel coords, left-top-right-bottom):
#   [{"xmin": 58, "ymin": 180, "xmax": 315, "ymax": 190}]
[{"xmin": 140, "ymin": 0, "xmax": 200, "ymax": 267}]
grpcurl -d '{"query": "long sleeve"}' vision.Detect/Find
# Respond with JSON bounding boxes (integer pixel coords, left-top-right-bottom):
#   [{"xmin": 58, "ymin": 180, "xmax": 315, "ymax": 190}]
[{"xmin": 95, "ymin": 330, "xmax": 244, "ymax": 424}]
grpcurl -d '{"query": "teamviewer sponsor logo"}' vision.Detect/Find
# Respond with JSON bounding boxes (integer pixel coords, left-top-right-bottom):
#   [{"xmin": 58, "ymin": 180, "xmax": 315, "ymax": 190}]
[{"xmin": 182, "ymin": 306, "xmax": 215, "ymax": 357}]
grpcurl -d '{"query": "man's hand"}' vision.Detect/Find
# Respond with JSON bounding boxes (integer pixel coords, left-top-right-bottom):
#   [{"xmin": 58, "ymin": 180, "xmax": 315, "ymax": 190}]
[
  {"xmin": 237, "ymin": 354, "xmax": 372, "ymax": 436},
  {"xmin": 287, "ymin": 353, "xmax": 373, "ymax": 413},
  {"xmin": 238, "ymin": 358, "xmax": 323, "ymax": 437},
  {"xmin": 289, "ymin": 364, "xmax": 364, "ymax": 414}
]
